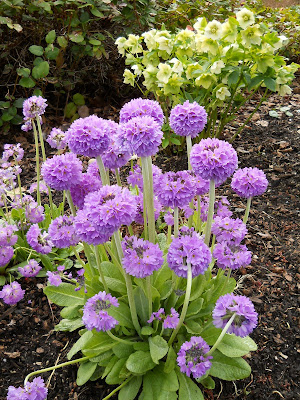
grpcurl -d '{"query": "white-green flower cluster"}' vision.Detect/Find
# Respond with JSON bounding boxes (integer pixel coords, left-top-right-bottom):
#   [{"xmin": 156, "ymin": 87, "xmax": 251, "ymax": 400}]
[{"xmin": 116, "ymin": 8, "xmax": 299, "ymax": 113}]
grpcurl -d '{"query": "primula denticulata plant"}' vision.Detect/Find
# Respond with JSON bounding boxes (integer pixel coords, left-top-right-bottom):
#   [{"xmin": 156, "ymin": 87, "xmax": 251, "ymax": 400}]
[
  {"xmin": 116, "ymin": 8, "xmax": 299, "ymax": 144},
  {"xmin": 2, "ymin": 95, "xmax": 270, "ymax": 400}
]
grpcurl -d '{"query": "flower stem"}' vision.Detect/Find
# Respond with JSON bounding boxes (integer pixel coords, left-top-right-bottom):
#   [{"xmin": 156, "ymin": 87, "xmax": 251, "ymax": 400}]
[
  {"xmin": 96, "ymin": 155, "xmax": 109, "ymax": 186},
  {"xmin": 168, "ymin": 262, "xmax": 192, "ymax": 346},
  {"xmin": 243, "ymin": 197, "xmax": 252, "ymax": 224},
  {"xmin": 146, "ymin": 275, "xmax": 152, "ymax": 318},
  {"xmin": 71, "ymin": 246, "xmax": 85, "ymax": 267},
  {"xmin": 186, "ymin": 135, "xmax": 192, "ymax": 170},
  {"xmin": 141, "ymin": 156, "xmax": 155, "ymax": 244},
  {"xmin": 197, "ymin": 195, "xmax": 202, "ymax": 232},
  {"xmin": 207, "ymin": 313, "xmax": 236, "ymax": 356},
  {"xmin": 32, "ymin": 120, "xmax": 41, "ymax": 206},
  {"xmin": 24, "ymin": 356, "xmax": 92, "ymax": 385},
  {"xmin": 94, "ymin": 245, "xmax": 109, "ymax": 292},
  {"xmin": 115, "ymin": 168, "xmax": 122, "ymax": 186},
  {"xmin": 66, "ymin": 190, "xmax": 76, "ymax": 216},
  {"xmin": 174, "ymin": 206, "xmax": 179, "ymax": 238},
  {"xmin": 106, "ymin": 330, "xmax": 136, "ymax": 345},
  {"xmin": 204, "ymin": 180, "xmax": 215, "ymax": 246},
  {"xmin": 102, "ymin": 377, "xmax": 134, "ymax": 400}
]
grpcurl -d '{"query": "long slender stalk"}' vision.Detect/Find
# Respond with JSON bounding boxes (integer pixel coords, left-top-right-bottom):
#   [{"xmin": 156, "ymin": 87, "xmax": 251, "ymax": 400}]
[
  {"xmin": 243, "ymin": 197, "xmax": 252, "ymax": 224},
  {"xmin": 141, "ymin": 156, "xmax": 155, "ymax": 244},
  {"xmin": 207, "ymin": 313, "xmax": 236, "ymax": 356},
  {"xmin": 32, "ymin": 121, "xmax": 41, "ymax": 206},
  {"xmin": 174, "ymin": 206, "xmax": 179, "ymax": 238},
  {"xmin": 115, "ymin": 168, "xmax": 122, "ymax": 186},
  {"xmin": 96, "ymin": 155, "xmax": 109, "ymax": 185},
  {"xmin": 101, "ymin": 377, "xmax": 134, "ymax": 400},
  {"xmin": 197, "ymin": 195, "xmax": 202, "ymax": 232},
  {"xmin": 204, "ymin": 180, "xmax": 215, "ymax": 246},
  {"xmin": 66, "ymin": 190, "xmax": 76, "ymax": 216},
  {"xmin": 168, "ymin": 262, "xmax": 193, "ymax": 346},
  {"xmin": 94, "ymin": 245, "xmax": 109, "ymax": 292},
  {"xmin": 106, "ymin": 330, "xmax": 137, "ymax": 345},
  {"xmin": 146, "ymin": 275, "xmax": 152, "ymax": 318},
  {"xmin": 186, "ymin": 135, "xmax": 192, "ymax": 170},
  {"xmin": 71, "ymin": 246, "xmax": 85, "ymax": 267},
  {"xmin": 24, "ymin": 356, "xmax": 92, "ymax": 385}
]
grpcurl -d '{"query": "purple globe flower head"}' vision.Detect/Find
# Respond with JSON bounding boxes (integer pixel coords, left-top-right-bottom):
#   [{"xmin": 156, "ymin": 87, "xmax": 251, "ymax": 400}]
[
  {"xmin": 11, "ymin": 194, "xmax": 35, "ymax": 210},
  {"xmin": 134, "ymin": 192, "xmax": 162, "ymax": 225},
  {"xmin": 192, "ymin": 173, "xmax": 210, "ymax": 196},
  {"xmin": 83, "ymin": 185, "xmax": 137, "ymax": 231},
  {"xmin": 74, "ymin": 209, "xmax": 114, "ymax": 246},
  {"xmin": 7, "ymin": 385, "xmax": 27, "ymax": 400},
  {"xmin": 163, "ymin": 308, "xmax": 180, "ymax": 329},
  {"xmin": 2, "ymin": 144, "xmax": 24, "ymax": 162},
  {"xmin": 0, "ymin": 246, "xmax": 14, "ymax": 267},
  {"xmin": 156, "ymin": 170, "xmax": 196, "ymax": 209},
  {"xmin": 119, "ymin": 98, "xmax": 164, "ymax": 127},
  {"xmin": 211, "ymin": 216, "xmax": 247, "ymax": 245},
  {"xmin": 86, "ymin": 159, "xmax": 101, "ymax": 180},
  {"xmin": 177, "ymin": 336, "xmax": 213, "ymax": 379},
  {"xmin": 231, "ymin": 167, "xmax": 268, "ymax": 198},
  {"xmin": 214, "ymin": 196, "xmax": 232, "ymax": 219},
  {"xmin": 167, "ymin": 230, "xmax": 211, "ymax": 278},
  {"xmin": 164, "ymin": 211, "xmax": 174, "ymax": 226},
  {"xmin": 46, "ymin": 271, "xmax": 62, "ymax": 287},
  {"xmin": 26, "ymin": 224, "xmax": 53, "ymax": 254},
  {"xmin": 75, "ymin": 268, "xmax": 87, "ymax": 293},
  {"xmin": 0, "ymin": 221, "xmax": 18, "ymax": 247},
  {"xmin": 148, "ymin": 308, "xmax": 165, "ymax": 323},
  {"xmin": 23, "ymin": 96, "xmax": 47, "ymax": 119},
  {"xmin": 190, "ymin": 138, "xmax": 238, "ymax": 184},
  {"xmin": 82, "ymin": 291, "xmax": 119, "ymax": 332},
  {"xmin": 41, "ymin": 152, "xmax": 82, "ymax": 191},
  {"xmin": 25, "ymin": 376, "xmax": 48, "ymax": 400},
  {"xmin": 21, "ymin": 118, "xmax": 33, "ymax": 132},
  {"xmin": 102, "ymin": 140, "xmax": 131, "ymax": 170},
  {"xmin": 18, "ymin": 259, "xmax": 42, "ymax": 278},
  {"xmin": 67, "ymin": 115, "xmax": 111, "ymax": 157},
  {"xmin": 170, "ymin": 101, "xmax": 207, "ymax": 138},
  {"xmin": 213, "ymin": 293, "xmax": 258, "ymax": 337},
  {"xmin": 46, "ymin": 127, "xmax": 68, "ymax": 150},
  {"xmin": 213, "ymin": 242, "xmax": 252, "ymax": 270},
  {"xmin": 121, "ymin": 235, "xmax": 164, "ymax": 278},
  {"xmin": 118, "ymin": 115, "xmax": 163, "ymax": 157},
  {"xmin": 180, "ymin": 201, "xmax": 195, "ymax": 219},
  {"xmin": 70, "ymin": 172, "xmax": 102, "ymax": 210},
  {"xmin": 29, "ymin": 181, "xmax": 48, "ymax": 194},
  {"xmin": 25, "ymin": 202, "xmax": 45, "ymax": 223},
  {"xmin": 48, "ymin": 215, "xmax": 79, "ymax": 248},
  {"xmin": 0, "ymin": 282, "xmax": 25, "ymax": 305}
]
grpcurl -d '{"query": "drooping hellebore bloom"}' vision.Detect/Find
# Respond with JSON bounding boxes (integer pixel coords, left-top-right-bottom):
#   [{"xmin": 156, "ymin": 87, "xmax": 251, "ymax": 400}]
[
  {"xmin": 177, "ymin": 336, "xmax": 213, "ymax": 379},
  {"xmin": 212, "ymin": 293, "xmax": 258, "ymax": 337},
  {"xmin": 82, "ymin": 291, "xmax": 119, "ymax": 332}
]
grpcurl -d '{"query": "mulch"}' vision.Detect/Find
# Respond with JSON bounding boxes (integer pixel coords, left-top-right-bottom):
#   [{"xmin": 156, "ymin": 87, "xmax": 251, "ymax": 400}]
[{"xmin": 0, "ymin": 89, "xmax": 299, "ymax": 400}]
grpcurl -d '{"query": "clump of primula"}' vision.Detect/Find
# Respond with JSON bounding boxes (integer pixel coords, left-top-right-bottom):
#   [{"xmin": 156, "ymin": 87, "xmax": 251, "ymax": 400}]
[
  {"xmin": 48, "ymin": 215, "xmax": 79, "ymax": 248},
  {"xmin": 26, "ymin": 224, "xmax": 53, "ymax": 254},
  {"xmin": 46, "ymin": 127, "xmax": 68, "ymax": 150},
  {"xmin": 170, "ymin": 101, "xmax": 207, "ymax": 138},
  {"xmin": 119, "ymin": 97, "xmax": 164, "ymax": 126},
  {"xmin": 7, "ymin": 376, "xmax": 48, "ymax": 400},
  {"xmin": 231, "ymin": 167, "xmax": 268, "ymax": 198},
  {"xmin": 0, "ymin": 281, "xmax": 25, "ymax": 305},
  {"xmin": 18, "ymin": 260, "xmax": 42, "ymax": 278}
]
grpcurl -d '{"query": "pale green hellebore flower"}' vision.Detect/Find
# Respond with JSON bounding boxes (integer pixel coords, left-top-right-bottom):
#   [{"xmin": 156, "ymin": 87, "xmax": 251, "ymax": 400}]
[
  {"xmin": 216, "ymin": 86, "xmax": 231, "ymax": 100},
  {"xmin": 236, "ymin": 8, "xmax": 255, "ymax": 29},
  {"xmin": 211, "ymin": 60, "xmax": 225, "ymax": 74},
  {"xmin": 193, "ymin": 17, "xmax": 207, "ymax": 32},
  {"xmin": 277, "ymin": 85, "xmax": 292, "ymax": 96},
  {"xmin": 241, "ymin": 25, "xmax": 262, "ymax": 47},
  {"xmin": 123, "ymin": 69, "xmax": 135, "ymax": 86},
  {"xmin": 157, "ymin": 63, "xmax": 172, "ymax": 84},
  {"xmin": 204, "ymin": 20, "xmax": 223, "ymax": 40},
  {"xmin": 115, "ymin": 37, "xmax": 127, "ymax": 55},
  {"xmin": 126, "ymin": 34, "xmax": 143, "ymax": 54},
  {"xmin": 143, "ymin": 29, "xmax": 158, "ymax": 51},
  {"xmin": 221, "ymin": 21, "xmax": 238, "ymax": 43}
]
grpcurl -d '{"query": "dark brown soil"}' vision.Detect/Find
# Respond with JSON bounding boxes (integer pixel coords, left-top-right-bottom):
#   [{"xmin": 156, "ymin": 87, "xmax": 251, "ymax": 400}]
[{"xmin": 0, "ymin": 91, "xmax": 299, "ymax": 400}]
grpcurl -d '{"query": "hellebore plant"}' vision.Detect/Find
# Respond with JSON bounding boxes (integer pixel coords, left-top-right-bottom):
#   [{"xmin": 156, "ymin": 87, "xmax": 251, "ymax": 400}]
[
  {"xmin": 1, "ymin": 96, "xmax": 270, "ymax": 400},
  {"xmin": 116, "ymin": 7, "xmax": 299, "ymax": 144}
]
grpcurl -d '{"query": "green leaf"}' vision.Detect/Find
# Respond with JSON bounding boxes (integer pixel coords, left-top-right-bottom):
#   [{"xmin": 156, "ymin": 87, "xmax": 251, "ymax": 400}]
[
  {"xmin": 159, "ymin": 280, "xmax": 173, "ymax": 300},
  {"xmin": 76, "ymin": 361, "xmax": 97, "ymax": 385},
  {"xmin": 45, "ymin": 46, "xmax": 60, "ymax": 60},
  {"xmin": 177, "ymin": 370, "xmax": 204, "ymax": 400},
  {"xmin": 164, "ymin": 346, "xmax": 177, "ymax": 373},
  {"xmin": 134, "ymin": 286, "xmax": 149, "ymax": 325},
  {"xmin": 82, "ymin": 332, "xmax": 116, "ymax": 357},
  {"xmin": 69, "ymin": 32, "xmax": 84, "ymax": 43},
  {"xmin": 228, "ymin": 70, "xmax": 240, "ymax": 86},
  {"xmin": 126, "ymin": 351, "xmax": 156, "ymax": 374},
  {"xmin": 113, "ymin": 343, "xmax": 134, "ymax": 359},
  {"xmin": 32, "ymin": 61, "xmax": 49, "ymax": 79},
  {"xmin": 264, "ymin": 77, "xmax": 276, "ymax": 92},
  {"xmin": 141, "ymin": 365, "xmax": 179, "ymax": 399},
  {"xmin": 149, "ymin": 336, "xmax": 169, "ymax": 364},
  {"xmin": 215, "ymin": 335, "xmax": 257, "ymax": 358},
  {"xmin": 119, "ymin": 376, "xmax": 142, "ymax": 400},
  {"xmin": 44, "ymin": 283, "xmax": 85, "ymax": 306},
  {"xmin": 141, "ymin": 326, "xmax": 154, "ymax": 336},
  {"xmin": 67, "ymin": 330, "xmax": 93, "ymax": 360},
  {"xmin": 46, "ymin": 29, "xmax": 56, "ymax": 44},
  {"xmin": 184, "ymin": 320, "xmax": 203, "ymax": 335},
  {"xmin": 210, "ymin": 350, "xmax": 251, "ymax": 380},
  {"xmin": 57, "ymin": 36, "xmax": 68, "ymax": 48},
  {"xmin": 0, "ymin": 276, "xmax": 6, "ymax": 286},
  {"xmin": 39, "ymin": 254, "xmax": 53, "ymax": 270},
  {"xmin": 248, "ymin": 75, "xmax": 264, "ymax": 90},
  {"xmin": 17, "ymin": 68, "xmax": 30, "ymax": 78},
  {"xmin": 162, "ymin": 138, "xmax": 169, "ymax": 148},
  {"xmin": 60, "ymin": 305, "xmax": 81, "ymax": 319},
  {"xmin": 197, "ymin": 376, "xmax": 215, "ymax": 390},
  {"xmin": 11, "ymin": 114, "xmax": 24, "ymax": 125},
  {"xmin": 108, "ymin": 301, "xmax": 134, "ymax": 329},
  {"xmin": 19, "ymin": 77, "xmax": 35, "ymax": 88},
  {"xmin": 186, "ymin": 298, "xmax": 204, "ymax": 318},
  {"xmin": 73, "ymin": 93, "xmax": 85, "ymax": 106},
  {"xmin": 29, "ymin": 45, "xmax": 44, "ymax": 56},
  {"xmin": 13, "ymin": 98, "xmax": 25, "ymax": 108},
  {"xmin": 190, "ymin": 275, "xmax": 205, "ymax": 302},
  {"xmin": 64, "ymin": 102, "xmax": 77, "ymax": 118},
  {"xmin": 90, "ymin": 8, "xmax": 104, "ymax": 17},
  {"xmin": 106, "ymin": 358, "xmax": 127, "ymax": 384},
  {"xmin": 55, "ymin": 318, "xmax": 84, "ymax": 332},
  {"xmin": 170, "ymin": 136, "xmax": 181, "ymax": 145}
]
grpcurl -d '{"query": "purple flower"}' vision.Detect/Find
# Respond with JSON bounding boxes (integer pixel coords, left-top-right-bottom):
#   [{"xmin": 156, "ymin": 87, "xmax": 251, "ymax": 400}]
[
  {"xmin": 127, "ymin": 164, "xmax": 162, "ymax": 194},
  {"xmin": 213, "ymin": 242, "xmax": 252, "ymax": 270},
  {"xmin": 215, "ymin": 196, "xmax": 232, "ymax": 219},
  {"xmin": 74, "ymin": 209, "xmax": 113, "ymax": 245},
  {"xmin": 102, "ymin": 141, "xmax": 131, "ymax": 170},
  {"xmin": 70, "ymin": 172, "xmax": 102, "ymax": 209},
  {"xmin": 118, "ymin": 116, "xmax": 163, "ymax": 157},
  {"xmin": 164, "ymin": 211, "xmax": 174, "ymax": 226},
  {"xmin": 119, "ymin": 98, "xmax": 164, "ymax": 127},
  {"xmin": 48, "ymin": 215, "xmax": 79, "ymax": 248},
  {"xmin": 190, "ymin": 138, "xmax": 238, "ymax": 184},
  {"xmin": 21, "ymin": 118, "xmax": 33, "ymax": 132},
  {"xmin": 11, "ymin": 195, "xmax": 35, "ymax": 210},
  {"xmin": 2, "ymin": 144, "xmax": 24, "ymax": 162},
  {"xmin": 67, "ymin": 115, "xmax": 111, "ymax": 157},
  {"xmin": 231, "ymin": 167, "xmax": 268, "ymax": 198},
  {"xmin": 86, "ymin": 159, "xmax": 101, "ymax": 180},
  {"xmin": 0, "ymin": 282, "xmax": 25, "ymax": 305},
  {"xmin": 156, "ymin": 170, "xmax": 196, "ymax": 209},
  {"xmin": 83, "ymin": 185, "xmax": 137, "ymax": 232},
  {"xmin": 121, "ymin": 236, "xmax": 163, "ymax": 278},
  {"xmin": 46, "ymin": 127, "xmax": 68, "ymax": 150},
  {"xmin": 148, "ymin": 308, "xmax": 165, "ymax": 323},
  {"xmin": 0, "ymin": 221, "xmax": 18, "ymax": 247},
  {"xmin": 82, "ymin": 291, "xmax": 119, "ymax": 332},
  {"xmin": 46, "ymin": 271, "xmax": 62, "ymax": 287},
  {"xmin": 167, "ymin": 229, "xmax": 211, "ymax": 278},
  {"xmin": 211, "ymin": 216, "xmax": 247, "ymax": 245},
  {"xmin": 163, "ymin": 308, "xmax": 180, "ymax": 329},
  {"xmin": 18, "ymin": 260, "xmax": 42, "ymax": 277},
  {"xmin": 177, "ymin": 336, "xmax": 213, "ymax": 379},
  {"xmin": 23, "ymin": 96, "xmax": 47, "ymax": 119},
  {"xmin": 41, "ymin": 153, "xmax": 82, "ymax": 191},
  {"xmin": 170, "ymin": 101, "xmax": 207, "ymax": 138},
  {"xmin": 134, "ymin": 193, "xmax": 162, "ymax": 225},
  {"xmin": 213, "ymin": 293, "xmax": 258, "ymax": 337},
  {"xmin": 75, "ymin": 268, "xmax": 87, "ymax": 293},
  {"xmin": 193, "ymin": 174, "xmax": 210, "ymax": 196},
  {"xmin": 25, "ymin": 376, "xmax": 48, "ymax": 400},
  {"xmin": 0, "ymin": 246, "xmax": 14, "ymax": 267},
  {"xmin": 29, "ymin": 182, "xmax": 48, "ymax": 194},
  {"xmin": 26, "ymin": 224, "xmax": 53, "ymax": 254},
  {"xmin": 25, "ymin": 202, "xmax": 45, "ymax": 224},
  {"xmin": 7, "ymin": 385, "xmax": 27, "ymax": 400}
]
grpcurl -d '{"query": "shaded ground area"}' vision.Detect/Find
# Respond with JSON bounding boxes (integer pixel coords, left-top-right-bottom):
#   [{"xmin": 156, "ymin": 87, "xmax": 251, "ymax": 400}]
[{"xmin": 0, "ymin": 91, "xmax": 299, "ymax": 400}]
